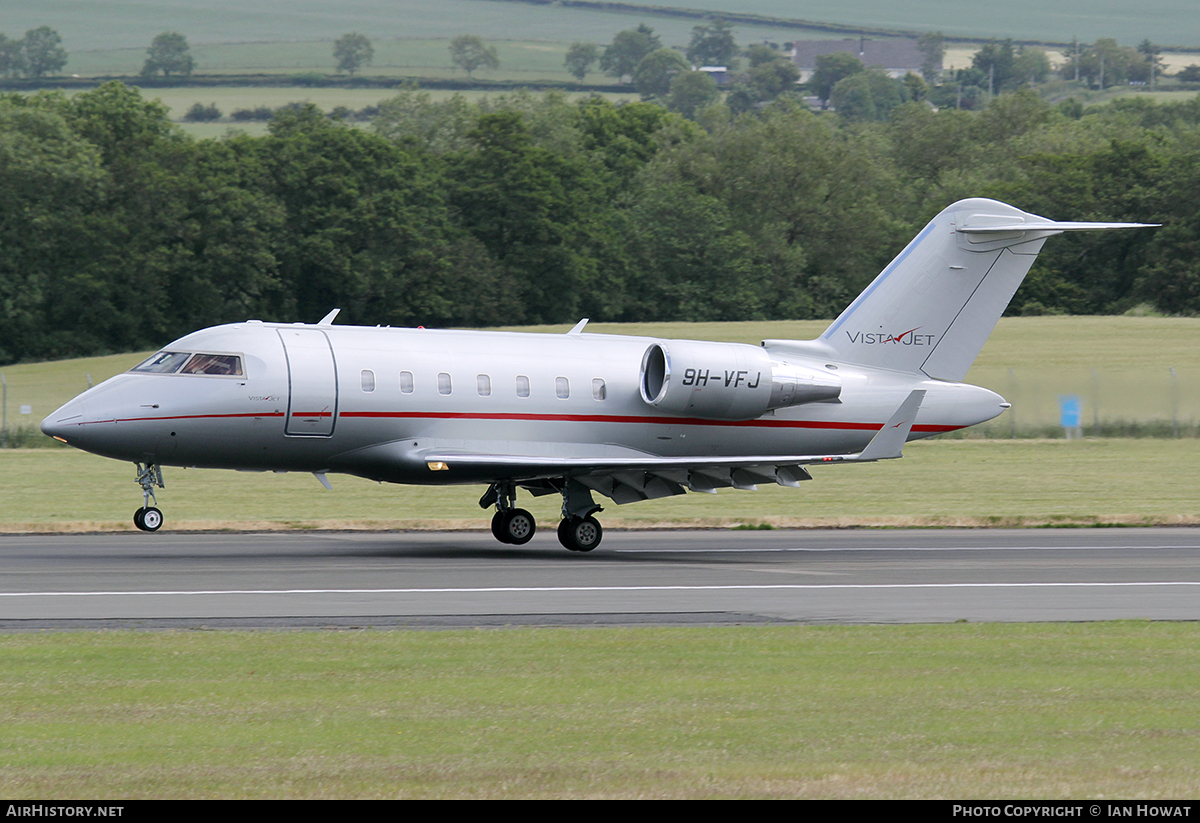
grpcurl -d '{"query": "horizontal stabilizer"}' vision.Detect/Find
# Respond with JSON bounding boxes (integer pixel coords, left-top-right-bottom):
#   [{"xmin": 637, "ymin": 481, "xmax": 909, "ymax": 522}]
[
  {"xmin": 958, "ymin": 220, "xmax": 1158, "ymax": 234},
  {"xmin": 855, "ymin": 390, "xmax": 925, "ymax": 462}
]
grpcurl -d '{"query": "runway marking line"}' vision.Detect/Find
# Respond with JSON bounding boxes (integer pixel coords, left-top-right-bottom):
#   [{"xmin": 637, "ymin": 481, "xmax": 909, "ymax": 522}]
[
  {"xmin": 613, "ymin": 544, "xmax": 1200, "ymax": 553},
  {"xmin": 5, "ymin": 582, "xmax": 1200, "ymax": 597}
]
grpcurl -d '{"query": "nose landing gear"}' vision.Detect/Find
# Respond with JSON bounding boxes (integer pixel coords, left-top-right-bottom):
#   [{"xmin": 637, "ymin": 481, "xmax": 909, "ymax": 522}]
[{"xmin": 133, "ymin": 462, "xmax": 164, "ymax": 532}]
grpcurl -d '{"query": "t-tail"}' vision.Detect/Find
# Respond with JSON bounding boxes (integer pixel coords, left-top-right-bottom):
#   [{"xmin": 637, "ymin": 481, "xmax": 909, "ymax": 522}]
[{"xmin": 809, "ymin": 198, "xmax": 1155, "ymax": 381}]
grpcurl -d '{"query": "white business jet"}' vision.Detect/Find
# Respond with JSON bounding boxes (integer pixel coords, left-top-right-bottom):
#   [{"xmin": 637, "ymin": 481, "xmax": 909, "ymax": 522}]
[{"xmin": 42, "ymin": 198, "xmax": 1153, "ymax": 551}]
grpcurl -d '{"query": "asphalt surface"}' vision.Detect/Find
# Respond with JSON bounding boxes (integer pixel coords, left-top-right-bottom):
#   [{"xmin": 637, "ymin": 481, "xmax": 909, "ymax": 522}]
[{"xmin": 2, "ymin": 528, "xmax": 1198, "ymax": 628}]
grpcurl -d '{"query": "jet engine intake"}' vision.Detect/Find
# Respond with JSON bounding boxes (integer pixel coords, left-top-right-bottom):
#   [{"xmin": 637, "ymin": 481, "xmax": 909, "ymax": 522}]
[{"xmin": 640, "ymin": 341, "xmax": 841, "ymax": 420}]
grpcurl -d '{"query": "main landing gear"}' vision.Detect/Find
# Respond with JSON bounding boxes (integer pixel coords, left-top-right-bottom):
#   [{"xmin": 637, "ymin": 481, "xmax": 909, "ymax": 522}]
[
  {"xmin": 480, "ymin": 479, "xmax": 605, "ymax": 552},
  {"xmin": 133, "ymin": 462, "xmax": 165, "ymax": 532}
]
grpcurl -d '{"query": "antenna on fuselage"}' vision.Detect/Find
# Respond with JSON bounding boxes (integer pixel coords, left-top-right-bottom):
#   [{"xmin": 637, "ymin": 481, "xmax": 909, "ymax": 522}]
[
  {"xmin": 317, "ymin": 308, "xmax": 341, "ymax": 326},
  {"xmin": 567, "ymin": 318, "xmax": 589, "ymax": 335}
]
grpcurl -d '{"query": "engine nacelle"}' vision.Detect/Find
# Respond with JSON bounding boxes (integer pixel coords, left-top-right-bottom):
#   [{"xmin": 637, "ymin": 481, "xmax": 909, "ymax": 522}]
[{"xmin": 639, "ymin": 340, "xmax": 841, "ymax": 420}]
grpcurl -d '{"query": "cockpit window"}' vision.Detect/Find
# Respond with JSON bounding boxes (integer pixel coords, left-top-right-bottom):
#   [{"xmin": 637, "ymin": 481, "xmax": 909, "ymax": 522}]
[
  {"xmin": 129, "ymin": 351, "xmax": 244, "ymax": 377},
  {"xmin": 131, "ymin": 351, "xmax": 190, "ymax": 374},
  {"xmin": 180, "ymin": 354, "xmax": 244, "ymax": 376}
]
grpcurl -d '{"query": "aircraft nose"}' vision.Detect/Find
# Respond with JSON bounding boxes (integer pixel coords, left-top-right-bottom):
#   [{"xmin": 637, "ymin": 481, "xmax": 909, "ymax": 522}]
[{"xmin": 41, "ymin": 397, "xmax": 86, "ymax": 442}]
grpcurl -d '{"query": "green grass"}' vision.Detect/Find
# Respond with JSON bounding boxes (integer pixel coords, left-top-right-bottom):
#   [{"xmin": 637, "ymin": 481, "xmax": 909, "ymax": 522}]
[
  {"xmin": 17, "ymin": 0, "xmax": 1200, "ymax": 54},
  {"xmin": 3, "ymin": 623, "xmax": 1200, "ymax": 798},
  {"xmin": 68, "ymin": 39, "xmax": 627, "ymax": 83},
  {"xmin": 636, "ymin": 0, "xmax": 1200, "ymax": 46},
  {"xmin": 2, "ymin": 438, "xmax": 1197, "ymax": 532}
]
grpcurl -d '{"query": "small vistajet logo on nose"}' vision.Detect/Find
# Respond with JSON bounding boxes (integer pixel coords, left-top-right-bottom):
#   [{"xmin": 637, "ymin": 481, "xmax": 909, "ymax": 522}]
[{"xmin": 846, "ymin": 327, "xmax": 937, "ymax": 346}]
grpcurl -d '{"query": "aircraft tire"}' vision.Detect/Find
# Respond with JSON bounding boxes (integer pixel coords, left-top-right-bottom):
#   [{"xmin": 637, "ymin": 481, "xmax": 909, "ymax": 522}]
[
  {"xmin": 133, "ymin": 507, "xmax": 147, "ymax": 531},
  {"xmin": 140, "ymin": 507, "xmax": 164, "ymax": 532},
  {"xmin": 559, "ymin": 515, "xmax": 602, "ymax": 553},
  {"xmin": 491, "ymin": 511, "xmax": 511, "ymax": 543},
  {"xmin": 557, "ymin": 518, "xmax": 576, "ymax": 550},
  {"xmin": 501, "ymin": 509, "xmax": 536, "ymax": 545}
]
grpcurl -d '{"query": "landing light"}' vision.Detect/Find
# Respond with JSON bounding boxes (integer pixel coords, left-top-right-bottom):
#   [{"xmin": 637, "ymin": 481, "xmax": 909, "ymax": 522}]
[
  {"xmin": 52, "ymin": 436, "xmax": 68, "ymax": 444},
  {"xmin": 427, "ymin": 461, "xmax": 449, "ymax": 471}
]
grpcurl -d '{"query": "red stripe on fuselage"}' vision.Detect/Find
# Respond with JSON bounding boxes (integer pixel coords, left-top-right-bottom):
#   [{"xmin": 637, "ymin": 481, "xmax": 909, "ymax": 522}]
[
  {"xmin": 338, "ymin": 410, "xmax": 962, "ymax": 433},
  {"xmin": 74, "ymin": 410, "xmax": 962, "ymax": 434}
]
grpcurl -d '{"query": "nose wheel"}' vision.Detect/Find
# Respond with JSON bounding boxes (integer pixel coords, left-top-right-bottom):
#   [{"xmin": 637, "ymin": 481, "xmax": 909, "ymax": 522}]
[
  {"xmin": 133, "ymin": 462, "xmax": 165, "ymax": 532},
  {"xmin": 134, "ymin": 506, "xmax": 164, "ymax": 531}
]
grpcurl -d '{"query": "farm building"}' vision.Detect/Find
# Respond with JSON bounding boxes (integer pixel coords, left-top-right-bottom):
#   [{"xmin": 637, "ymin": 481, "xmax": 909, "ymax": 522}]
[{"xmin": 791, "ymin": 38, "xmax": 934, "ymax": 81}]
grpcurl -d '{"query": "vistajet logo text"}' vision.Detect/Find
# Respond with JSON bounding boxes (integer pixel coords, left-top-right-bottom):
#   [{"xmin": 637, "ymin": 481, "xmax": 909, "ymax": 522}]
[{"xmin": 846, "ymin": 327, "xmax": 936, "ymax": 346}]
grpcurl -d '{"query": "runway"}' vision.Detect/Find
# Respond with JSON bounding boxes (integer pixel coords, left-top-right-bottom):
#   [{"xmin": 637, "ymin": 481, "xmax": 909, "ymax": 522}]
[{"xmin": 2, "ymin": 528, "xmax": 1199, "ymax": 628}]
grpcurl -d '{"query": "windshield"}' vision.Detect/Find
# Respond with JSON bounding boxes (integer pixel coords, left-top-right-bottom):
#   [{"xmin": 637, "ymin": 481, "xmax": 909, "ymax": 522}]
[
  {"xmin": 131, "ymin": 351, "xmax": 190, "ymax": 374},
  {"xmin": 180, "ymin": 353, "xmax": 243, "ymax": 376},
  {"xmin": 130, "ymin": 351, "xmax": 244, "ymax": 377}
]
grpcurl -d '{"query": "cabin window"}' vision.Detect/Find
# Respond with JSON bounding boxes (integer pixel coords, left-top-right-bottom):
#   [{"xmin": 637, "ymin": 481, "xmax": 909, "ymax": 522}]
[
  {"xmin": 477, "ymin": 374, "xmax": 491, "ymax": 396},
  {"xmin": 438, "ymin": 372, "xmax": 452, "ymax": 395},
  {"xmin": 399, "ymin": 371, "xmax": 414, "ymax": 394},
  {"xmin": 180, "ymin": 353, "xmax": 244, "ymax": 377},
  {"xmin": 556, "ymin": 377, "xmax": 570, "ymax": 399},
  {"xmin": 516, "ymin": 375, "xmax": 530, "ymax": 398},
  {"xmin": 592, "ymin": 378, "xmax": 607, "ymax": 401},
  {"xmin": 131, "ymin": 351, "xmax": 190, "ymax": 374},
  {"xmin": 361, "ymin": 369, "xmax": 375, "ymax": 392}
]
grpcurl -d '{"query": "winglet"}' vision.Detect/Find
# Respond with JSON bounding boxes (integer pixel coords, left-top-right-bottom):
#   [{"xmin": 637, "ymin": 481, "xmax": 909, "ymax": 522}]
[
  {"xmin": 856, "ymin": 390, "xmax": 926, "ymax": 461},
  {"xmin": 567, "ymin": 318, "xmax": 589, "ymax": 335},
  {"xmin": 318, "ymin": 308, "xmax": 341, "ymax": 326}
]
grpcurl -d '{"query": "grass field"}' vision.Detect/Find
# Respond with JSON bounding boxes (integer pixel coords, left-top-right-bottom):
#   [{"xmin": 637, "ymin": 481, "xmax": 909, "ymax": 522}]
[
  {"xmin": 68, "ymin": 39, "xmax": 626, "ymax": 83},
  {"xmin": 2, "ymin": 436, "xmax": 1197, "ymax": 532},
  {"xmin": 3, "ymin": 623, "xmax": 1200, "ymax": 798},
  {"xmin": 13, "ymin": 0, "xmax": 831, "ymax": 62},
  {"xmin": 13, "ymin": 0, "xmax": 1200, "ymax": 53}
]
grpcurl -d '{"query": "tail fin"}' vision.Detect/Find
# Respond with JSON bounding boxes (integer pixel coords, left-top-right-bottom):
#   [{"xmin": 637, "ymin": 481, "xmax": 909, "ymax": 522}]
[{"xmin": 813, "ymin": 198, "xmax": 1154, "ymax": 381}]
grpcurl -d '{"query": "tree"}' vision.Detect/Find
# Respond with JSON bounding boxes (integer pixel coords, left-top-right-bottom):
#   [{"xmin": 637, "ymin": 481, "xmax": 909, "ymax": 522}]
[
  {"xmin": 20, "ymin": 26, "xmax": 67, "ymax": 79},
  {"xmin": 1058, "ymin": 39, "xmax": 1146, "ymax": 88},
  {"xmin": 600, "ymin": 25, "xmax": 660, "ymax": 82},
  {"xmin": 972, "ymin": 39, "xmax": 1016, "ymax": 94},
  {"xmin": 808, "ymin": 52, "xmax": 864, "ymax": 105},
  {"xmin": 746, "ymin": 57, "xmax": 800, "ymax": 100},
  {"xmin": 745, "ymin": 44, "xmax": 782, "ymax": 68},
  {"xmin": 667, "ymin": 71, "xmax": 719, "ymax": 119},
  {"xmin": 632, "ymin": 48, "xmax": 690, "ymax": 99},
  {"xmin": 686, "ymin": 18, "xmax": 738, "ymax": 68},
  {"xmin": 830, "ymin": 68, "xmax": 907, "ymax": 121},
  {"xmin": 1138, "ymin": 39, "xmax": 1164, "ymax": 86},
  {"xmin": 184, "ymin": 102, "xmax": 221, "ymax": 122},
  {"xmin": 141, "ymin": 32, "xmax": 195, "ymax": 78},
  {"xmin": 1011, "ymin": 47, "xmax": 1051, "ymax": 86},
  {"xmin": 0, "ymin": 34, "xmax": 25, "ymax": 78},
  {"xmin": 916, "ymin": 31, "xmax": 945, "ymax": 83},
  {"xmin": 333, "ymin": 32, "xmax": 373, "ymax": 76},
  {"xmin": 449, "ymin": 35, "xmax": 499, "ymax": 78},
  {"xmin": 564, "ymin": 42, "xmax": 598, "ymax": 81}
]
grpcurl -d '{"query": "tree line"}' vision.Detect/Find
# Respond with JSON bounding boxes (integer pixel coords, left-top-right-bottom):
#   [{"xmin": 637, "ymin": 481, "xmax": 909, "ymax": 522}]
[{"xmin": 2, "ymin": 81, "xmax": 1199, "ymax": 364}]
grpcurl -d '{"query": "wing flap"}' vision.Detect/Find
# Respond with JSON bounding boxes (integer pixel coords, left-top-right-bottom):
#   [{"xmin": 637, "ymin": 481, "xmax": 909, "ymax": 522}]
[{"xmin": 418, "ymin": 391, "xmax": 924, "ymax": 503}]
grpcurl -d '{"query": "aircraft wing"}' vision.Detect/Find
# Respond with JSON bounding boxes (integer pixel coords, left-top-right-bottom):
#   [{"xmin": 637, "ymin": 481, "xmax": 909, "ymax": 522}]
[{"xmin": 421, "ymin": 391, "xmax": 925, "ymax": 504}]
